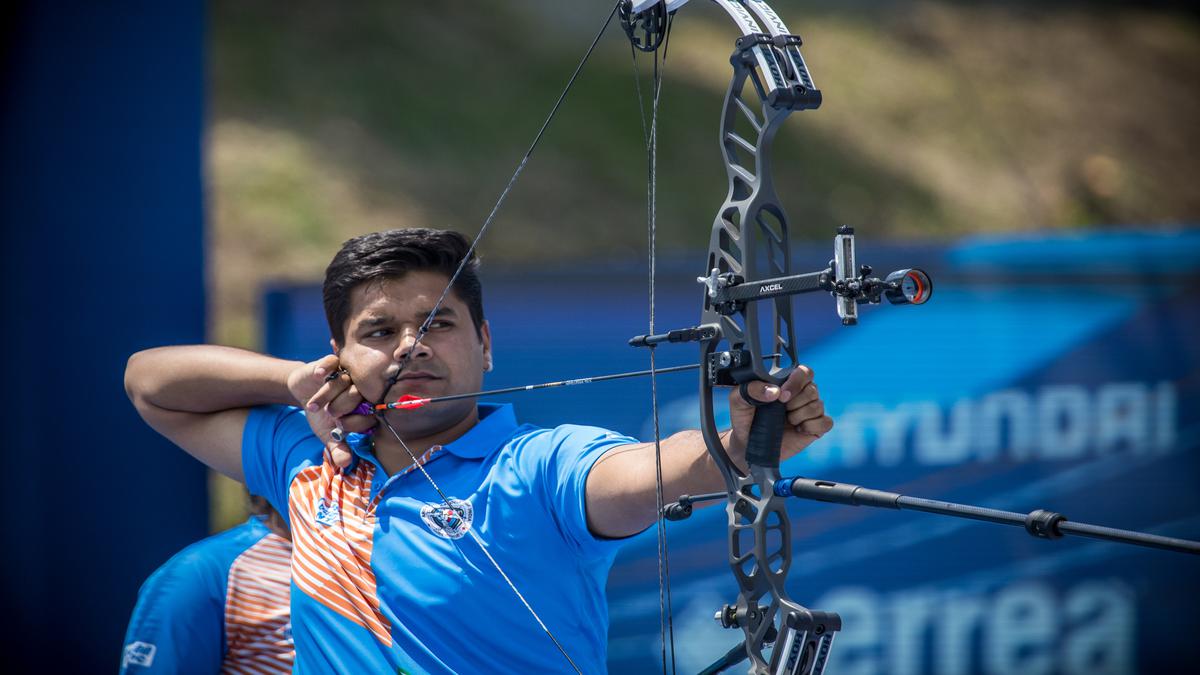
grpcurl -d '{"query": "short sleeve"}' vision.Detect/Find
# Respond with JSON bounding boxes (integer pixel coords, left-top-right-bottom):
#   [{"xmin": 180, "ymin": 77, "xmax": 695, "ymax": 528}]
[
  {"xmin": 520, "ymin": 425, "xmax": 640, "ymax": 560},
  {"xmin": 120, "ymin": 545, "xmax": 227, "ymax": 674},
  {"xmin": 242, "ymin": 405, "xmax": 324, "ymax": 528}
]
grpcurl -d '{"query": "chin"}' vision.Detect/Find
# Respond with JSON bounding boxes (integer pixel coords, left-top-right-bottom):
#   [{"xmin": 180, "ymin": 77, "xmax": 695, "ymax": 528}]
[{"xmin": 384, "ymin": 402, "xmax": 476, "ymax": 438}]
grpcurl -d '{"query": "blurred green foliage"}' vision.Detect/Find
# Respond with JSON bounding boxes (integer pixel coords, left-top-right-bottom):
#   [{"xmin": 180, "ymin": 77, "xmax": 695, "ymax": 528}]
[{"xmin": 205, "ymin": 0, "xmax": 1198, "ymax": 528}]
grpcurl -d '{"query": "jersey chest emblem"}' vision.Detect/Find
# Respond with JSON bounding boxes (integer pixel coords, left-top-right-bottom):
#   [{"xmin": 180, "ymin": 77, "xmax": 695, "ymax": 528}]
[
  {"xmin": 314, "ymin": 496, "xmax": 342, "ymax": 526},
  {"xmin": 420, "ymin": 499, "xmax": 473, "ymax": 539}
]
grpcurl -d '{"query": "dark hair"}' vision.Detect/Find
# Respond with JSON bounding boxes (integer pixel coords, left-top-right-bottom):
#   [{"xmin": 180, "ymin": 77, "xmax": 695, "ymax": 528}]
[
  {"xmin": 247, "ymin": 493, "xmax": 278, "ymax": 518},
  {"xmin": 323, "ymin": 228, "xmax": 484, "ymax": 345},
  {"xmin": 247, "ymin": 492, "xmax": 290, "ymax": 539}
]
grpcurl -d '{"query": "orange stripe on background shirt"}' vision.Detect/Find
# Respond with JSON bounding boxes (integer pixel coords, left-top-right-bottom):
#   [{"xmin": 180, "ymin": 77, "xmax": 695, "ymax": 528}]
[{"xmin": 224, "ymin": 533, "xmax": 294, "ymax": 674}]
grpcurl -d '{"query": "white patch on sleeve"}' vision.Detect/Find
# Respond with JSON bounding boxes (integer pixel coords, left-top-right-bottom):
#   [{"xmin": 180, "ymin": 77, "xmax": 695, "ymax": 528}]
[{"xmin": 122, "ymin": 641, "xmax": 156, "ymax": 668}]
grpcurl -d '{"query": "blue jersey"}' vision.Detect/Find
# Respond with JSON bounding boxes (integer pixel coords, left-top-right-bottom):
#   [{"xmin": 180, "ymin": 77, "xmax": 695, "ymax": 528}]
[
  {"xmin": 121, "ymin": 518, "xmax": 294, "ymax": 674},
  {"xmin": 242, "ymin": 403, "xmax": 636, "ymax": 674}
]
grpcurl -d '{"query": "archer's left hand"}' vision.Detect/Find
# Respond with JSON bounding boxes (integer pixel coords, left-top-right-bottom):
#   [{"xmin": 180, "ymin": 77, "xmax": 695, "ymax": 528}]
[{"xmin": 726, "ymin": 365, "xmax": 833, "ymax": 468}]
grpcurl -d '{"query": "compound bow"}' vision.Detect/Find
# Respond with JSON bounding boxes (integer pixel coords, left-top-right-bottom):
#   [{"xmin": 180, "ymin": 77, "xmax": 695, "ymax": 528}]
[
  {"xmin": 363, "ymin": 1, "xmax": 1200, "ymax": 672},
  {"xmin": 369, "ymin": 1, "xmax": 930, "ymax": 673},
  {"xmin": 623, "ymin": 2, "xmax": 929, "ymax": 673}
]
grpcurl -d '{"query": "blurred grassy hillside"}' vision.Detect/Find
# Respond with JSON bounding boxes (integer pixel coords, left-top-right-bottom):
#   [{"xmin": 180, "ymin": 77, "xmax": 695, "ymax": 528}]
[{"xmin": 206, "ymin": 0, "xmax": 1199, "ymax": 527}]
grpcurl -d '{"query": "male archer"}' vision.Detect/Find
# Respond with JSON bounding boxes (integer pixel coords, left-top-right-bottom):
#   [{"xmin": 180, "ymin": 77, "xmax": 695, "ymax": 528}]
[{"xmin": 124, "ymin": 227, "xmax": 832, "ymax": 674}]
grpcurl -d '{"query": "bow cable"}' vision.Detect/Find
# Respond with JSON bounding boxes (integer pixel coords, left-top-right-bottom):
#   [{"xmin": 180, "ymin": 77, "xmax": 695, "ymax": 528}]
[{"xmin": 630, "ymin": 6, "xmax": 678, "ymax": 673}]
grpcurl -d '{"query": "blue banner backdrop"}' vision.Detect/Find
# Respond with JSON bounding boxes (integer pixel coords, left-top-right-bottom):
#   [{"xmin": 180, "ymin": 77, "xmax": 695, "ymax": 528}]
[
  {"xmin": 265, "ymin": 229, "xmax": 1200, "ymax": 674},
  {"xmin": 0, "ymin": 1, "xmax": 208, "ymax": 670}
]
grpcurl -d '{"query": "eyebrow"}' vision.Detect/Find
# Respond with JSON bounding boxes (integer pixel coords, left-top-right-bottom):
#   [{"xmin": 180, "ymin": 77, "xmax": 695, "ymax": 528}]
[{"xmin": 358, "ymin": 306, "xmax": 458, "ymax": 328}]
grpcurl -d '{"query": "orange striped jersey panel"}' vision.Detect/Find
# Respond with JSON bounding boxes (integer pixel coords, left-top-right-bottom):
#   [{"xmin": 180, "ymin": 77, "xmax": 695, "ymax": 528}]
[
  {"xmin": 222, "ymin": 532, "xmax": 295, "ymax": 674},
  {"xmin": 288, "ymin": 457, "xmax": 392, "ymax": 646}
]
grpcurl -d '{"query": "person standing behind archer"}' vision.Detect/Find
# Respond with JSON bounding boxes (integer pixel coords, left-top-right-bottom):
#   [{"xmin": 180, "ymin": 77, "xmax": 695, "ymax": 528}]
[{"xmin": 120, "ymin": 495, "xmax": 293, "ymax": 674}]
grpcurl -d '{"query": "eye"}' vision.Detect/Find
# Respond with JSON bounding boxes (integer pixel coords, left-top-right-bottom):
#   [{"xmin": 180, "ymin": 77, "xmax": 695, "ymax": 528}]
[
  {"xmin": 363, "ymin": 327, "xmax": 394, "ymax": 340},
  {"xmin": 427, "ymin": 319, "xmax": 454, "ymax": 330}
]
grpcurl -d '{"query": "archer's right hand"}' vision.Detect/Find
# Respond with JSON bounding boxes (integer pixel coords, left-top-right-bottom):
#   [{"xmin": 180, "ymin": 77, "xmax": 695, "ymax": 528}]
[{"xmin": 287, "ymin": 355, "xmax": 377, "ymax": 468}]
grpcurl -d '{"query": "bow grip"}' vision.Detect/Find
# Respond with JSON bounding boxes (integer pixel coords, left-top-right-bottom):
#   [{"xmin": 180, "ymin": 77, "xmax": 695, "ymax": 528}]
[{"xmin": 740, "ymin": 383, "xmax": 786, "ymax": 468}]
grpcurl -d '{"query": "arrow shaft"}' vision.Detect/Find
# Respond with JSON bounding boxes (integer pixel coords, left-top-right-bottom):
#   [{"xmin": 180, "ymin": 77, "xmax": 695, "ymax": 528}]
[{"xmin": 381, "ymin": 362, "xmax": 701, "ymax": 410}]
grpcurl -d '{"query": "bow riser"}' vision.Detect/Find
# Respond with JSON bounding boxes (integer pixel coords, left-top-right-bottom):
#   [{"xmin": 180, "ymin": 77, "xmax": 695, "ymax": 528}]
[
  {"xmin": 728, "ymin": 466, "xmax": 826, "ymax": 672},
  {"xmin": 695, "ymin": 4, "xmax": 839, "ymax": 672},
  {"xmin": 705, "ymin": 49, "xmax": 800, "ymax": 366}
]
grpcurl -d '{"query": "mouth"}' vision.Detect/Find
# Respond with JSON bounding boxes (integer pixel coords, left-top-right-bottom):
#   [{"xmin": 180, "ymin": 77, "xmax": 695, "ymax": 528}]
[
  {"xmin": 395, "ymin": 371, "xmax": 439, "ymax": 382},
  {"xmin": 383, "ymin": 371, "xmax": 442, "ymax": 398}
]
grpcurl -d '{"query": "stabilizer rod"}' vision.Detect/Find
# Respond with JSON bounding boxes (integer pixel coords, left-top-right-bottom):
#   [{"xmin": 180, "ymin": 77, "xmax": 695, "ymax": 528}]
[{"xmin": 774, "ymin": 476, "xmax": 1200, "ymax": 555}]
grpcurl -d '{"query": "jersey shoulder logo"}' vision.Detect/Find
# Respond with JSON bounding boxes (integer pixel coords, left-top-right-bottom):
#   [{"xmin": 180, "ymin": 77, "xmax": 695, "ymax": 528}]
[
  {"xmin": 420, "ymin": 499, "xmax": 473, "ymax": 539},
  {"xmin": 122, "ymin": 641, "xmax": 156, "ymax": 668},
  {"xmin": 314, "ymin": 496, "xmax": 341, "ymax": 526}
]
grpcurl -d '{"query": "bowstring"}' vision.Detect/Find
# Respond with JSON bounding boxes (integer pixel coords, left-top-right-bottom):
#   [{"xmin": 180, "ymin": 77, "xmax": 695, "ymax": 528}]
[
  {"xmin": 631, "ymin": 7, "xmax": 678, "ymax": 674},
  {"xmin": 374, "ymin": 0, "xmax": 623, "ymax": 409},
  {"xmin": 375, "ymin": 421, "xmax": 582, "ymax": 673},
  {"xmin": 369, "ymin": 3, "xmax": 625, "ymax": 673}
]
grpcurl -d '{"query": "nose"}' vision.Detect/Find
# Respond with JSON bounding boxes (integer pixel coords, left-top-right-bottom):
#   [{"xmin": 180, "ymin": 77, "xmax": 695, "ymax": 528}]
[{"xmin": 395, "ymin": 328, "xmax": 433, "ymax": 362}]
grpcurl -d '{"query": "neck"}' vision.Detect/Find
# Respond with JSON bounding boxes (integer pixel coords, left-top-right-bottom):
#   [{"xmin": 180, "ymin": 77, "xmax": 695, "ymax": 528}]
[
  {"xmin": 371, "ymin": 406, "xmax": 480, "ymax": 476},
  {"xmin": 263, "ymin": 511, "xmax": 291, "ymax": 541}
]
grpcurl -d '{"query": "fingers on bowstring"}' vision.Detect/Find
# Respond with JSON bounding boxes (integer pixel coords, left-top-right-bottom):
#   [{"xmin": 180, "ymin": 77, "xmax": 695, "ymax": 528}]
[
  {"xmin": 319, "ymin": 418, "xmax": 353, "ymax": 469},
  {"xmin": 339, "ymin": 408, "xmax": 378, "ymax": 435},
  {"xmin": 326, "ymin": 443, "xmax": 353, "ymax": 469},
  {"xmin": 306, "ymin": 368, "xmax": 351, "ymax": 413},
  {"xmin": 310, "ymin": 354, "xmax": 342, "ymax": 382},
  {"xmin": 325, "ymin": 382, "xmax": 366, "ymax": 420}
]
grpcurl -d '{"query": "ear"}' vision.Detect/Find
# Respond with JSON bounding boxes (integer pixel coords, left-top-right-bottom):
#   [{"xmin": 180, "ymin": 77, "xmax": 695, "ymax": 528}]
[
  {"xmin": 480, "ymin": 320, "xmax": 493, "ymax": 370},
  {"xmin": 330, "ymin": 337, "xmax": 340, "ymax": 355}
]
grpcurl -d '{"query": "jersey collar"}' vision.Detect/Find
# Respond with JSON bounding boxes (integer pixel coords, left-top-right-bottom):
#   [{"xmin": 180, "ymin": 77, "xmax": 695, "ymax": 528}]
[{"xmin": 345, "ymin": 402, "xmax": 518, "ymax": 468}]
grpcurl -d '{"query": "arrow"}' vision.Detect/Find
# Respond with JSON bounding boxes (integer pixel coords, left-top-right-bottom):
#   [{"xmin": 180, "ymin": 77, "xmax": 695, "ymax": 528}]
[{"xmin": 353, "ymin": 361, "xmax": 710, "ymax": 415}]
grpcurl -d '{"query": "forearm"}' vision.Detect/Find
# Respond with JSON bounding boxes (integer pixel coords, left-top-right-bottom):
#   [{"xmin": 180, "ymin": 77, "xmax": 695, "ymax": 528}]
[
  {"xmin": 658, "ymin": 428, "xmax": 737, "ymax": 497},
  {"xmin": 125, "ymin": 345, "xmax": 299, "ymax": 414},
  {"xmin": 587, "ymin": 429, "xmax": 738, "ymax": 538}
]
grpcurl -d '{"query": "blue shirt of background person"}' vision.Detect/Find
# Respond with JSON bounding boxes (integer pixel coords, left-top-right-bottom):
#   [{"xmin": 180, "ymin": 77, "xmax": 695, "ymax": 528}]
[{"xmin": 120, "ymin": 500, "xmax": 293, "ymax": 674}]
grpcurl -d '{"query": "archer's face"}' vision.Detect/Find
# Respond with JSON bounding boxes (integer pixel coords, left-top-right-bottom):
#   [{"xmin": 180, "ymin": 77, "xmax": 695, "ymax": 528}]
[{"xmin": 335, "ymin": 270, "xmax": 492, "ymax": 438}]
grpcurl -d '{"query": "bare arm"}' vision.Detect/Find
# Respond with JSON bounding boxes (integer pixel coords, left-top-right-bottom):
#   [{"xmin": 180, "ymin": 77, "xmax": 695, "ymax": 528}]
[
  {"xmin": 585, "ymin": 366, "xmax": 833, "ymax": 538},
  {"xmin": 585, "ymin": 429, "xmax": 732, "ymax": 538},
  {"xmin": 124, "ymin": 345, "xmax": 302, "ymax": 482}
]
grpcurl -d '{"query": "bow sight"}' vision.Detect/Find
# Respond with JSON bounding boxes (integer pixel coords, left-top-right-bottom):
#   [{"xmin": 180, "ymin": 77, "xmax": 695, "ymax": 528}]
[{"xmin": 691, "ymin": 226, "xmax": 933, "ymax": 323}]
